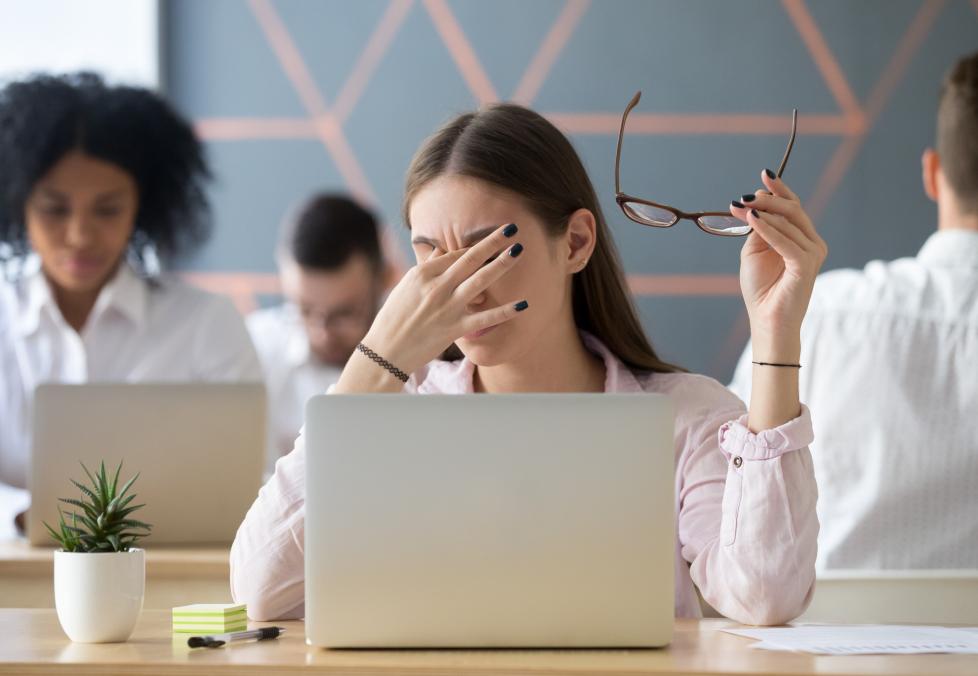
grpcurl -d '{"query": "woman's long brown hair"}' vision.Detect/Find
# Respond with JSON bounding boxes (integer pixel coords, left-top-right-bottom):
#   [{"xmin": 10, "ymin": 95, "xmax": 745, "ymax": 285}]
[{"xmin": 403, "ymin": 103, "xmax": 682, "ymax": 374}]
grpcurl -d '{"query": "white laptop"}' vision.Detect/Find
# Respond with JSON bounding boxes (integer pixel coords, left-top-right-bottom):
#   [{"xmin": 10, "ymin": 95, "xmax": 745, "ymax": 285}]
[
  {"xmin": 304, "ymin": 393, "xmax": 675, "ymax": 648},
  {"xmin": 29, "ymin": 383, "xmax": 265, "ymax": 546}
]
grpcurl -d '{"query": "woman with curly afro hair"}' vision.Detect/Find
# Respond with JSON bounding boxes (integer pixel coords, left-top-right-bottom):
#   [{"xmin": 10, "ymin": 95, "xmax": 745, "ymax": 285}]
[{"xmin": 0, "ymin": 73, "xmax": 261, "ymax": 525}]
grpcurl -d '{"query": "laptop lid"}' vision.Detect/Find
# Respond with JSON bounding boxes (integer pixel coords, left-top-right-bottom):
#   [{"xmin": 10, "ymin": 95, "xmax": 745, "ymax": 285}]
[
  {"xmin": 29, "ymin": 383, "xmax": 265, "ymax": 546},
  {"xmin": 304, "ymin": 393, "xmax": 675, "ymax": 648}
]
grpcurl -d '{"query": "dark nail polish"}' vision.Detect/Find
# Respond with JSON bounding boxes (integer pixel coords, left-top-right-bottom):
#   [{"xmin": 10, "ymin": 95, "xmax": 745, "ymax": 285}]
[
  {"xmin": 731, "ymin": 200, "xmax": 745, "ymax": 209},
  {"xmin": 514, "ymin": 300, "xmax": 529, "ymax": 312},
  {"xmin": 509, "ymin": 242, "xmax": 524, "ymax": 258},
  {"xmin": 741, "ymin": 194, "xmax": 756, "ymax": 203},
  {"xmin": 764, "ymin": 168, "xmax": 776, "ymax": 180},
  {"xmin": 503, "ymin": 223, "xmax": 518, "ymax": 237},
  {"xmin": 750, "ymin": 208, "xmax": 760, "ymax": 218}
]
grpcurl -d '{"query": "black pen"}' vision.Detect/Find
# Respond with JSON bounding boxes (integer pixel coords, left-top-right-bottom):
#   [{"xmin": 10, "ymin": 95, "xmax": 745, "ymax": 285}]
[{"xmin": 188, "ymin": 626, "xmax": 285, "ymax": 648}]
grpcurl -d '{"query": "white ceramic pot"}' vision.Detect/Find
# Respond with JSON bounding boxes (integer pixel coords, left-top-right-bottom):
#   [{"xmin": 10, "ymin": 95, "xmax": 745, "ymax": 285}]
[{"xmin": 54, "ymin": 548, "xmax": 145, "ymax": 643}]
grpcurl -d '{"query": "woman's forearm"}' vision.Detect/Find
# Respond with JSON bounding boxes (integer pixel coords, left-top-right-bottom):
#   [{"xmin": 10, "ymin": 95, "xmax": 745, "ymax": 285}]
[{"xmin": 746, "ymin": 330, "xmax": 802, "ymax": 432}]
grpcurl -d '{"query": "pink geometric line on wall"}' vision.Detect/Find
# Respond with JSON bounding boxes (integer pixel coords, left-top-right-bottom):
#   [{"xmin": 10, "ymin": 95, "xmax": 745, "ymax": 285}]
[
  {"xmin": 628, "ymin": 274, "xmax": 740, "ymax": 296},
  {"xmin": 248, "ymin": 0, "xmax": 329, "ymax": 116},
  {"xmin": 248, "ymin": 0, "xmax": 377, "ymax": 204},
  {"xmin": 512, "ymin": 0, "xmax": 591, "ymax": 105},
  {"xmin": 333, "ymin": 0, "xmax": 415, "ymax": 124},
  {"xmin": 548, "ymin": 112, "xmax": 856, "ymax": 136},
  {"xmin": 194, "ymin": 112, "xmax": 856, "ymax": 140},
  {"xmin": 423, "ymin": 0, "xmax": 499, "ymax": 104},
  {"xmin": 194, "ymin": 117, "xmax": 317, "ymax": 140},
  {"xmin": 182, "ymin": 271, "xmax": 743, "ymax": 316},
  {"xmin": 246, "ymin": 0, "xmax": 416, "ymax": 279},
  {"xmin": 781, "ymin": 0, "xmax": 865, "ymax": 125},
  {"xmin": 805, "ymin": 0, "xmax": 946, "ymax": 220}
]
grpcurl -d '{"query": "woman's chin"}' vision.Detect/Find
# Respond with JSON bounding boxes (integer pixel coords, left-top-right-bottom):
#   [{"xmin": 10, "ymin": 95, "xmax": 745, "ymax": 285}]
[{"xmin": 457, "ymin": 325, "xmax": 529, "ymax": 367}]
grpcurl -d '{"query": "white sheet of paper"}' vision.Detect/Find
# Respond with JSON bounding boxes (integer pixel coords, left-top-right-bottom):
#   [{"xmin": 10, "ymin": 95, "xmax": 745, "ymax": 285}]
[{"xmin": 723, "ymin": 625, "xmax": 978, "ymax": 655}]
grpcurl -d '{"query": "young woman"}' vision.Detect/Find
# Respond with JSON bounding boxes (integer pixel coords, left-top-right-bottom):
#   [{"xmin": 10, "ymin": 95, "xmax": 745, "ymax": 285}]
[
  {"xmin": 0, "ymin": 73, "xmax": 261, "ymax": 528},
  {"xmin": 231, "ymin": 104, "xmax": 827, "ymax": 626}
]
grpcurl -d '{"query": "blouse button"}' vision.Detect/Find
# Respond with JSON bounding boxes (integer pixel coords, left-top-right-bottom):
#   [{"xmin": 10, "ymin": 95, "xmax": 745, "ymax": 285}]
[{"xmin": 732, "ymin": 456, "xmax": 743, "ymax": 468}]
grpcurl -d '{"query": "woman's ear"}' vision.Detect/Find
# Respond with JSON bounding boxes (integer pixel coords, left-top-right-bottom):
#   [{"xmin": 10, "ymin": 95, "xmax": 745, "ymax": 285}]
[
  {"xmin": 922, "ymin": 148, "xmax": 940, "ymax": 202},
  {"xmin": 564, "ymin": 208, "xmax": 597, "ymax": 273}
]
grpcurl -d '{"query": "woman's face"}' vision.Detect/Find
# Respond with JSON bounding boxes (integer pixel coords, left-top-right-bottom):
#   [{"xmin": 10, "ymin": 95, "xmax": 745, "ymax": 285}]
[
  {"xmin": 25, "ymin": 150, "xmax": 138, "ymax": 295},
  {"xmin": 408, "ymin": 175, "xmax": 578, "ymax": 366}
]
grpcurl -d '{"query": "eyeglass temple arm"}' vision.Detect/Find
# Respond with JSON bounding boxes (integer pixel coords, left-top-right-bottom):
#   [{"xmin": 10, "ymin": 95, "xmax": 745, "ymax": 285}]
[
  {"xmin": 776, "ymin": 108, "xmax": 798, "ymax": 178},
  {"xmin": 615, "ymin": 91, "xmax": 643, "ymax": 194}
]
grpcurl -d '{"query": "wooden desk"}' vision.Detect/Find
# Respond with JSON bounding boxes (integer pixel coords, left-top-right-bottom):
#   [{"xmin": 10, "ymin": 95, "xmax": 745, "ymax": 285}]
[
  {"xmin": 0, "ymin": 610, "xmax": 974, "ymax": 676},
  {"xmin": 0, "ymin": 540, "xmax": 231, "ymax": 609}
]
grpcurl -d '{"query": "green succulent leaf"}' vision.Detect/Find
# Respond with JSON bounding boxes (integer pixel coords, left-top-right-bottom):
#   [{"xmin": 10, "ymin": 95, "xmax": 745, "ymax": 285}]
[
  {"xmin": 119, "ymin": 519, "xmax": 152, "ymax": 531},
  {"xmin": 52, "ymin": 461, "xmax": 152, "ymax": 552},
  {"xmin": 110, "ymin": 462, "xmax": 122, "ymax": 498},
  {"xmin": 116, "ymin": 472, "xmax": 140, "ymax": 501},
  {"xmin": 69, "ymin": 479, "xmax": 100, "ymax": 506},
  {"xmin": 97, "ymin": 462, "xmax": 109, "ymax": 504},
  {"xmin": 57, "ymin": 498, "xmax": 98, "ymax": 519},
  {"xmin": 114, "ymin": 504, "xmax": 146, "ymax": 520}
]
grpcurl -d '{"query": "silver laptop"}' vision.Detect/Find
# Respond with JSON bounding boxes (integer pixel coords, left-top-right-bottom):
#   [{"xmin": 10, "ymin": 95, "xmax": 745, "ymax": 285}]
[
  {"xmin": 29, "ymin": 383, "xmax": 265, "ymax": 546},
  {"xmin": 304, "ymin": 393, "xmax": 675, "ymax": 648}
]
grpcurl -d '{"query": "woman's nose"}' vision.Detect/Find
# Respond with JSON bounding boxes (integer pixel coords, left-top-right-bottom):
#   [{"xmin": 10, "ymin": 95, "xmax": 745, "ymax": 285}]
[{"xmin": 64, "ymin": 214, "xmax": 96, "ymax": 247}]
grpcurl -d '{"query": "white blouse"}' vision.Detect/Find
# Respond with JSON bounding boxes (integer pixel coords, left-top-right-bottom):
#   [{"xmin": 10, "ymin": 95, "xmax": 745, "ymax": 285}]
[{"xmin": 0, "ymin": 260, "xmax": 262, "ymax": 499}]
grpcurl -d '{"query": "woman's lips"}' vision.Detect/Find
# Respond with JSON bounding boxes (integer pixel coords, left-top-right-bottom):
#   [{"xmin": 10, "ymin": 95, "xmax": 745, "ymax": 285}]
[
  {"xmin": 63, "ymin": 256, "xmax": 106, "ymax": 277},
  {"xmin": 463, "ymin": 324, "xmax": 499, "ymax": 341}
]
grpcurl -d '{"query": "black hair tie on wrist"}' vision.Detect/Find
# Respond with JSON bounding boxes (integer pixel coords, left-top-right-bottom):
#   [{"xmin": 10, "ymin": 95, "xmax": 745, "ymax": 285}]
[
  {"xmin": 356, "ymin": 343, "xmax": 410, "ymax": 382},
  {"xmin": 752, "ymin": 361, "xmax": 802, "ymax": 368}
]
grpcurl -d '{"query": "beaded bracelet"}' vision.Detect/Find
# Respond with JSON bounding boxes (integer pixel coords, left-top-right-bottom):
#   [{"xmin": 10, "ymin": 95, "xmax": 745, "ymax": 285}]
[{"xmin": 356, "ymin": 343, "xmax": 410, "ymax": 383}]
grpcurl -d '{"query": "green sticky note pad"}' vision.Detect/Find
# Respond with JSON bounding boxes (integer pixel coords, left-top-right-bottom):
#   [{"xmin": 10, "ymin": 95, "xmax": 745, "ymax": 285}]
[
  {"xmin": 172, "ymin": 603, "xmax": 246, "ymax": 618},
  {"xmin": 172, "ymin": 603, "xmax": 248, "ymax": 634},
  {"xmin": 172, "ymin": 621, "xmax": 248, "ymax": 634}
]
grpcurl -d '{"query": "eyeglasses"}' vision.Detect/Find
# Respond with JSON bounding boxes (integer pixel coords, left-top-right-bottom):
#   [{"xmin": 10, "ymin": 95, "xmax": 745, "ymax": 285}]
[{"xmin": 614, "ymin": 91, "xmax": 798, "ymax": 237}]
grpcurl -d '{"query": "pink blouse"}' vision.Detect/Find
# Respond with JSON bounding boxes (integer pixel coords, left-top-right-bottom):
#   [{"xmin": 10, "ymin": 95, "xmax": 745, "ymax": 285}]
[{"xmin": 230, "ymin": 333, "xmax": 818, "ymax": 625}]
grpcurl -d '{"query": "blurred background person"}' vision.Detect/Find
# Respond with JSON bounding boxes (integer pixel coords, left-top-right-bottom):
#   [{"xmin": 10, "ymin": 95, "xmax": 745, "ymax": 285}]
[
  {"xmin": 729, "ymin": 50, "xmax": 978, "ymax": 570},
  {"xmin": 247, "ymin": 194, "xmax": 390, "ymax": 468},
  {"xmin": 0, "ymin": 72, "xmax": 261, "ymax": 532}
]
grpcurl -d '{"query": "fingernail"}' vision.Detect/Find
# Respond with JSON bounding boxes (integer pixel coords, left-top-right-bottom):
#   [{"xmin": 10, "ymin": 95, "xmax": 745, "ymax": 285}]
[
  {"xmin": 741, "ymin": 194, "xmax": 756, "ymax": 203},
  {"xmin": 731, "ymin": 200, "xmax": 745, "ymax": 209},
  {"xmin": 503, "ymin": 223, "xmax": 518, "ymax": 237},
  {"xmin": 514, "ymin": 300, "xmax": 529, "ymax": 312},
  {"xmin": 750, "ymin": 208, "xmax": 760, "ymax": 218},
  {"xmin": 509, "ymin": 243, "xmax": 524, "ymax": 258},
  {"xmin": 764, "ymin": 168, "xmax": 776, "ymax": 180}
]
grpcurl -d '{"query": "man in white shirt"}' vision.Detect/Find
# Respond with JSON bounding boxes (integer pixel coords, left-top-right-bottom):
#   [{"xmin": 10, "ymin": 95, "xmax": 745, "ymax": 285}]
[
  {"xmin": 247, "ymin": 194, "xmax": 390, "ymax": 469},
  {"xmin": 729, "ymin": 51, "xmax": 978, "ymax": 570}
]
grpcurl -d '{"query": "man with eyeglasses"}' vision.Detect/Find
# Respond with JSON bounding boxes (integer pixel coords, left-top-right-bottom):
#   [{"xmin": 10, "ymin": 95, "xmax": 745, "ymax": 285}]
[
  {"xmin": 247, "ymin": 194, "xmax": 391, "ymax": 471},
  {"xmin": 730, "ymin": 50, "xmax": 978, "ymax": 571}
]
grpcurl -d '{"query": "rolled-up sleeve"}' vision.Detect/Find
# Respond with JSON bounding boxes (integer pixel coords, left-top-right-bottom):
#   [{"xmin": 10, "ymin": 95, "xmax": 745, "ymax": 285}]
[
  {"xmin": 230, "ymin": 432, "xmax": 307, "ymax": 621},
  {"xmin": 679, "ymin": 404, "xmax": 818, "ymax": 626}
]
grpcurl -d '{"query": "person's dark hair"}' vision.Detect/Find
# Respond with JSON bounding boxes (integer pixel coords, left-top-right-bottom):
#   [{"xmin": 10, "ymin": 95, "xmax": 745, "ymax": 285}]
[
  {"xmin": 403, "ymin": 103, "xmax": 682, "ymax": 374},
  {"xmin": 281, "ymin": 193, "xmax": 382, "ymax": 272},
  {"xmin": 0, "ymin": 72, "xmax": 211, "ymax": 266},
  {"xmin": 937, "ymin": 50, "xmax": 978, "ymax": 215}
]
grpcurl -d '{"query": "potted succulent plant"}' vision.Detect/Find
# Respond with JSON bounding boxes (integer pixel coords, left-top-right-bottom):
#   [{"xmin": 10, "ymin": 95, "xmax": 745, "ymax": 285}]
[{"xmin": 45, "ymin": 461, "xmax": 152, "ymax": 643}]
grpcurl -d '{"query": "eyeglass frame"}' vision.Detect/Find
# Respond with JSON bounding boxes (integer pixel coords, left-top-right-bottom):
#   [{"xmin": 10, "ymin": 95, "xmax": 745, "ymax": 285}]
[{"xmin": 613, "ymin": 90, "xmax": 798, "ymax": 237}]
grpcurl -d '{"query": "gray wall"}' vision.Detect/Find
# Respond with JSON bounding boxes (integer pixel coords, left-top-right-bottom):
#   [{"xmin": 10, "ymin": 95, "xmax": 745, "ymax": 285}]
[{"xmin": 164, "ymin": 0, "xmax": 978, "ymax": 381}]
